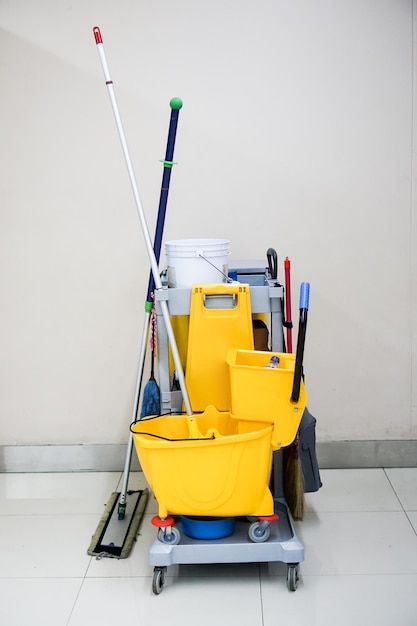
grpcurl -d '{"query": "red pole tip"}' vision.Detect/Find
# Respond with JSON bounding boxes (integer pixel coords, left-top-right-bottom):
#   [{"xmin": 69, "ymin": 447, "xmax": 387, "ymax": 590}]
[
  {"xmin": 284, "ymin": 257, "xmax": 291, "ymax": 269},
  {"xmin": 93, "ymin": 26, "xmax": 103, "ymax": 44}
]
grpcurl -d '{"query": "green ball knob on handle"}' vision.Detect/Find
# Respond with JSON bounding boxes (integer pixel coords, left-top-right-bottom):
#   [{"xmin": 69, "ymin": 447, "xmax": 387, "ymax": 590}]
[{"xmin": 170, "ymin": 97, "xmax": 183, "ymax": 110}]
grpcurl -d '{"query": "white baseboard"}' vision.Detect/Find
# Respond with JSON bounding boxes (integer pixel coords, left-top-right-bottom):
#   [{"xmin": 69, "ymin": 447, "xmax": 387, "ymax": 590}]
[
  {"xmin": 0, "ymin": 441, "xmax": 416, "ymax": 472},
  {"xmin": 0, "ymin": 444, "xmax": 141, "ymax": 473},
  {"xmin": 316, "ymin": 440, "xmax": 417, "ymax": 469}
]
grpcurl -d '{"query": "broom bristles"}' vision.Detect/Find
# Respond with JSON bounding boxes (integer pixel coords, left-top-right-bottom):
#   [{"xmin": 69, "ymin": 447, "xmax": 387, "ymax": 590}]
[{"xmin": 283, "ymin": 439, "xmax": 305, "ymax": 521}]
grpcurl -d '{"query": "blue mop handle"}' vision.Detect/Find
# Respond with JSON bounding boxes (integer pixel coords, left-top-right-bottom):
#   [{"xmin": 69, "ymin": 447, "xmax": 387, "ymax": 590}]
[
  {"xmin": 145, "ymin": 98, "xmax": 183, "ymax": 306},
  {"xmin": 291, "ymin": 282, "xmax": 311, "ymax": 403}
]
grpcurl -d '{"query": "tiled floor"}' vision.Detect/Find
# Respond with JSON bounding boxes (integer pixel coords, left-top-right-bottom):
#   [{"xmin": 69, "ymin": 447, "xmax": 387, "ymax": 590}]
[{"xmin": 0, "ymin": 468, "xmax": 417, "ymax": 625}]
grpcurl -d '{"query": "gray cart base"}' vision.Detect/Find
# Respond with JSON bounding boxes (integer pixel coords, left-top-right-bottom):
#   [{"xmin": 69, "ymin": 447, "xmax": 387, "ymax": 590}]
[{"xmin": 149, "ymin": 500, "xmax": 303, "ymax": 594}]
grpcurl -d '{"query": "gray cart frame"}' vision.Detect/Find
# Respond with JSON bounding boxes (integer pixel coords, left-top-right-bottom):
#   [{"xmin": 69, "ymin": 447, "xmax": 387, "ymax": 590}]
[{"xmin": 148, "ymin": 261, "xmax": 304, "ymax": 593}]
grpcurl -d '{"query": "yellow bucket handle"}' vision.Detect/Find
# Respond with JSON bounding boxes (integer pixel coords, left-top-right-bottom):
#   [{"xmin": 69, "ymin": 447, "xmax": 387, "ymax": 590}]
[
  {"xmin": 186, "ymin": 415, "xmax": 204, "ymax": 439},
  {"xmin": 186, "ymin": 417, "xmax": 223, "ymax": 440}
]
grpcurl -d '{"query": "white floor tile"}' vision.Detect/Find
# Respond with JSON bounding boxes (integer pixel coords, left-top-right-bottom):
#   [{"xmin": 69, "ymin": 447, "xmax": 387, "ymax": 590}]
[
  {"xmin": 117, "ymin": 471, "xmax": 158, "ymax": 515},
  {"xmin": 305, "ymin": 468, "xmax": 401, "ymax": 512},
  {"xmin": 3, "ymin": 468, "xmax": 417, "ymax": 625},
  {"xmin": 0, "ymin": 578, "xmax": 82, "ymax": 626},
  {"xmin": 116, "ymin": 470, "xmax": 149, "ymax": 492},
  {"xmin": 293, "ymin": 511, "xmax": 417, "ymax": 575},
  {"xmin": 86, "ymin": 513, "xmax": 157, "ymax": 578},
  {"xmin": 261, "ymin": 574, "xmax": 417, "ymax": 626},
  {"xmin": 87, "ymin": 514, "xmax": 260, "ymax": 579},
  {"xmin": 385, "ymin": 468, "xmax": 417, "ymax": 510},
  {"xmin": 176, "ymin": 561, "xmax": 261, "ymax": 577},
  {"xmin": 125, "ymin": 468, "xmax": 404, "ymax": 515},
  {"xmin": 0, "ymin": 472, "xmax": 121, "ymax": 515},
  {"xmin": 69, "ymin": 575, "xmax": 264, "ymax": 626},
  {"xmin": 406, "ymin": 511, "xmax": 417, "ymax": 533},
  {"xmin": 0, "ymin": 514, "xmax": 93, "ymax": 577}
]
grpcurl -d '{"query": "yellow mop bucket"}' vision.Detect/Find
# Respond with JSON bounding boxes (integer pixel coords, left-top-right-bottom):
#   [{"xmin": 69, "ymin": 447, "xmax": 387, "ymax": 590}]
[
  {"xmin": 130, "ymin": 405, "xmax": 275, "ymax": 519},
  {"xmin": 226, "ymin": 349, "xmax": 308, "ymax": 450}
]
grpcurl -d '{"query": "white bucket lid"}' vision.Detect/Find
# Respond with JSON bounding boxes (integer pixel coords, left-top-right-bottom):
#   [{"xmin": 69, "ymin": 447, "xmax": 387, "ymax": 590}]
[{"xmin": 165, "ymin": 238, "xmax": 230, "ymax": 258}]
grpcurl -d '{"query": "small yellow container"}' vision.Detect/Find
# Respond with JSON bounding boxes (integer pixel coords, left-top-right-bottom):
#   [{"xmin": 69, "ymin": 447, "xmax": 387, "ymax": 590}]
[
  {"xmin": 226, "ymin": 349, "xmax": 308, "ymax": 450},
  {"xmin": 131, "ymin": 405, "xmax": 274, "ymax": 519}
]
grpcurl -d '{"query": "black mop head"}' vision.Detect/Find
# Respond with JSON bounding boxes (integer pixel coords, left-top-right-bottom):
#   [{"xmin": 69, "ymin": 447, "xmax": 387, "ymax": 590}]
[{"xmin": 88, "ymin": 488, "xmax": 149, "ymax": 559}]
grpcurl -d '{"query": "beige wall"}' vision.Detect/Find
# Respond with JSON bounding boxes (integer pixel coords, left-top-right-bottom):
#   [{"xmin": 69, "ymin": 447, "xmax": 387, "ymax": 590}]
[{"xmin": 0, "ymin": 0, "xmax": 416, "ymax": 445}]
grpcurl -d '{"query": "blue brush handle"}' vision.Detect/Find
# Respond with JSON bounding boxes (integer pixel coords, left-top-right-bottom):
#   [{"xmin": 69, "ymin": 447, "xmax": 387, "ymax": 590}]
[
  {"xmin": 146, "ymin": 99, "xmax": 183, "ymax": 304},
  {"xmin": 291, "ymin": 281, "xmax": 311, "ymax": 403},
  {"xmin": 299, "ymin": 282, "xmax": 310, "ymax": 310}
]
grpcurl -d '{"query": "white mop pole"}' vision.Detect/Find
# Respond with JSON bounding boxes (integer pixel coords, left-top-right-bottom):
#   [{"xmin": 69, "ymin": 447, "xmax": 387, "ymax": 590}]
[{"xmin": 93, "ymin": 26, "xmax": 193, "ymax": 416}]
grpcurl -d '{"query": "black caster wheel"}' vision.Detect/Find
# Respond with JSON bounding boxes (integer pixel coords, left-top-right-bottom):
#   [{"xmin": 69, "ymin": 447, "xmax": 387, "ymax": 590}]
[
  {"xmin": 152, "ymin": 567, "xmax": 166, "ymax": 595},
  {"xmin": 287, "ymin": 563, "xmax": 300, "ymax": 591},
  {"xmin": 157, "ymin": 526, "xmax": 181, "ymax": 545},
  {"xmin": 248, "ymin": 521, "xmax": 271, "ymax": 543}
]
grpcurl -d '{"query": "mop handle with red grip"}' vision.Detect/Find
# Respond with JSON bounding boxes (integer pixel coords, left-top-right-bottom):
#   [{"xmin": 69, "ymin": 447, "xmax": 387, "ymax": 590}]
[
  {"xmin": 284, "ymin": 257, "xmax": 293, "ymax": 353},
  {"xmin": 93, "ymin": 26, "xmax": 193, "ymax": 416}
]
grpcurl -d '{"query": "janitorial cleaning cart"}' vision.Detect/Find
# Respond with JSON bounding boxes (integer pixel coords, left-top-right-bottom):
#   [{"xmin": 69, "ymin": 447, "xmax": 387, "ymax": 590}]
[
  {"xmin": 92, "ymin": 26, "xmax": 321, "ymax": 596},
  {"xmin": 131, "ymin": 251, "xmax": 315, "ymax": 594}
]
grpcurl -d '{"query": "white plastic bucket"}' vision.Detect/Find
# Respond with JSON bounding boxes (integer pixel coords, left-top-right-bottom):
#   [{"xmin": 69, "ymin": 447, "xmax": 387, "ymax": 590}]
[{"xmin": 165, "ymin": 238, "xmax": 230, "ymax": 288}]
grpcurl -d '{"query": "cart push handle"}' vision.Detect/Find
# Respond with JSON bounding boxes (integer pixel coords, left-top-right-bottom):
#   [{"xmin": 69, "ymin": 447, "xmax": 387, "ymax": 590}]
[
  {"xmin": 266, "ymin": 248, "xmax": 278, "ymax": 280},
  {"xmin": 291, "ymin": 282, "xmax": 310, "ymax": 403}
]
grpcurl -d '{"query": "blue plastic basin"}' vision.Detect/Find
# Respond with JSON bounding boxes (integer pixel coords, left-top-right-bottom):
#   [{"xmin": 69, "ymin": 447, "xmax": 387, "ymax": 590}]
[{"xmin": 180, "ymin": 516, "xmax": 235, "ymax": 540}]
